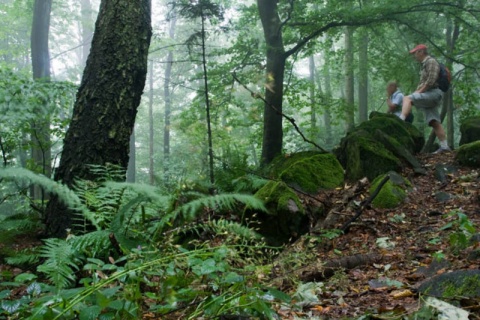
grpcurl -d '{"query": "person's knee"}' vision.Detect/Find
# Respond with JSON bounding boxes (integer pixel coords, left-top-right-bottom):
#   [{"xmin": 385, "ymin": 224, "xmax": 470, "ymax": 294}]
[{"xmin": 429, "ymin": 119, "xmax": 441, "ymax": 128}]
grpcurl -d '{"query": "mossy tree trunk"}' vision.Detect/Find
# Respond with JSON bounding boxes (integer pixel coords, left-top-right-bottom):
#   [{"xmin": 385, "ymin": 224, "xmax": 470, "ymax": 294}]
[{"xmin": 45, "ymin": 0, "xmax": 152, "ymax": 237}]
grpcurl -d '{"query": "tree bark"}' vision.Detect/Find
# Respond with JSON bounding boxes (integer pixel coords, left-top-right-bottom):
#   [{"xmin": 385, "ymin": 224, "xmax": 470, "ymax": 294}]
[
  {"xmin": 45, "ymin": 0, "xmax": 152, "ymax": 237},
  {"xmin": 126, "ymin": 129, "xmax": 136, "ymax": 183},
  {"xmin": 257, "ymin": 0, "xmax": 285, "ymax": 165}
]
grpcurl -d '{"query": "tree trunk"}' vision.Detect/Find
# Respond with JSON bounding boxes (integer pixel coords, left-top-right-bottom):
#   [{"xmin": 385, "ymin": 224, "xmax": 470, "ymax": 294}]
[
  {"xmin": 45, "ymin": 0, "xmax": 152, "ymax": 237},
  {"xmin": 322, "ymin": 50, "xmax": 333, "ymax": 148},
  {"xmin": 163, "ymin": 15, "xmax": 176, "ymax": 185},
  {"xmin": 148, "ymin": 60, "xmax": 155, "ymax": 185},
  {"xmin": 446, "ymin": 17, "xmax": 459, "ymax": 148},
  {"xmin": 257, "ymin": 0, "xmax": 285, "ymax": 165},
  {"xmin": 344, "ymin": 26, "xmax": 355, "ymax": 131},
  {"xmin": 30, "ymin": 0, "xmax": 52, "ymax": 201},
  {"xmin": 126, "ymin": 129, "xmax": 135, "ymax": 183},
  {"xmin": 308, "ymin": 55, "xmax": 318, "ymax": 142},
  {"xmin": 358, "ymin": 28, "xmax": 369, "ymax": 123}
]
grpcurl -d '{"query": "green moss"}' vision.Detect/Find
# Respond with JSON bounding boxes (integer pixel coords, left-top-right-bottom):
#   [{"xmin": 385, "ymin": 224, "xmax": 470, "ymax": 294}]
[
  {"xmin": 422, "ymin": 272, "xmax": 480, "ymax": 298},
  {"xmin": 369, "ymin": 172, "xmax": 410, "ymax": 209},
  {"xmin": 278, "ymin": 153, "xmax": 344, "ymax": 193},
  {"xmin": 343, "ymin": 130, "xmax": 402, "ymax": 181},
  {"xmin": 266, "ymin": 152, "xmax": 344, "ymax": 194},
  {"xmin": 255, "ymin": 180, "xmax": 304, "ymax": 215},
  {"xmin": 455, "ymin": 141, "xmax": 480, "ymax": 167},
  {"xmin": 367, "ymin": 112, "xmax": 424, "ymax": 153}
]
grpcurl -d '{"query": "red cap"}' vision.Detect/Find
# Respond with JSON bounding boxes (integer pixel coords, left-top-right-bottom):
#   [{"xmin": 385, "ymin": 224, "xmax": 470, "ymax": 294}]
[{"xmin": 409, "ymin": 44, "xmax": 427, "ymax": 54}]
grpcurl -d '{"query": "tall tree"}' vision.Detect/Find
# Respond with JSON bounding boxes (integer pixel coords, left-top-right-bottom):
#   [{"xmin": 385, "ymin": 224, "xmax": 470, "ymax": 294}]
[
  {"xmin": 148, "ymin": 60, "xmax": 155, "ymax": 185},
  {"xmin": 358, "ymin": 28, "xmax": 369, "ymax": 123},
  {"xmin": 344, "ymin": 26, "xmax": 355, "ymax": 131},
  {"xmin": 257, "ymin": 0, "xmax": 285, "ymax": 165},
  {"xmin": 163, "ymin": 14, "xmax": 177, "ymax": 185},
  {"xmin": 45, "ymin": 0, "xmax": 152, "ymax": 237},
  {"xmin": 30, "ymin": 0, "xmax": 52, "ymax": 201},
  {"xmin": 254, "ymin": 1, "xmax": 477, "ymax": 164}
]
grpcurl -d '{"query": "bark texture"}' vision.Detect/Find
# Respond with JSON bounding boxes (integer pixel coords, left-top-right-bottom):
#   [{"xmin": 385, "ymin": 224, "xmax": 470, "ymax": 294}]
[
  {"xmin": 46, "ymin": 0, "xmax": 152, "ymax": 237},
  {"xmin": 257, "ymin": 0, "xmax": 285, "ymax": 165}
]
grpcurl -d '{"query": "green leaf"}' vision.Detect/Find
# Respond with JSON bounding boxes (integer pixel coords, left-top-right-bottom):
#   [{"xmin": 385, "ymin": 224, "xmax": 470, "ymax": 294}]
[
  {"xmin": 79, "ymin": 305, "xmax": 102, "ymax": 320},
  {"xmin": 14, "ymin": 273, "xmax": 38, "ymax": 283}
]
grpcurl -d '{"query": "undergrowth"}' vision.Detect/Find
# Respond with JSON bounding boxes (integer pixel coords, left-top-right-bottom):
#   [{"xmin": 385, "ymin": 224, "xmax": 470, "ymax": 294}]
[{"xmin": 0, "ymin": 166, "xmax": 287, "ymax": 319}]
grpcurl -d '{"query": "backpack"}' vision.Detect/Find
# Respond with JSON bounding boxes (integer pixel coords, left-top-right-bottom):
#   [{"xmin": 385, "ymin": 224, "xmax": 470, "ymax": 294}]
[{"xmin": 437, "ymin": 61, "xmax": 452, "ymax": 92}]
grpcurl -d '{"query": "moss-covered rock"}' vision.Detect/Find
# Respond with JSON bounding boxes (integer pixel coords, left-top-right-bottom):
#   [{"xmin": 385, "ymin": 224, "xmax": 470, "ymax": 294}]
[
  {"xmin": 252, "ymin": 151, "xmax": 344, "ymax": 244},
  {"xmin": 253, "ymin": 180, "xmax": 306, "ymax": 244},
  {"xmin": 335, "ymin": 112, "xmax": 425, "ymax": 181},
  {"xmin": 455, "ymin": 140, "xmax": 480, "ymax": 168},
  {"xmin": 369, "ymin": 171, "xmax": 411, "ymax": 209},
  {"xmin": 270, "ymin": 152, "xmax": 344, "ymax": 194},
  {"xmin": 459, "ymin": 116, "xmax": 480, "ymax": 146},
  {"xmin": 418, "ymin": 270, "xmax": 480, "ymax": 298}
]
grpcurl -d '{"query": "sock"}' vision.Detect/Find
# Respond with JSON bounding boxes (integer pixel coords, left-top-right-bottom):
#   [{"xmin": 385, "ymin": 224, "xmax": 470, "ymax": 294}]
[
  {"xmin": 439, "ymin": 140, "xmax": 448, "ymax": 149},
  {"xmin": 399, "ymin": 114, "xmax": 406, "ymax": 121}
]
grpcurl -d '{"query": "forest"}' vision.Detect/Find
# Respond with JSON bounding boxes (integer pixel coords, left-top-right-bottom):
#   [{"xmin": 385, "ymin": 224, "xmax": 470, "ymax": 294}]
[{"xmin": 1, "ymin": 0, "xmax": 480, "ymax": 319}]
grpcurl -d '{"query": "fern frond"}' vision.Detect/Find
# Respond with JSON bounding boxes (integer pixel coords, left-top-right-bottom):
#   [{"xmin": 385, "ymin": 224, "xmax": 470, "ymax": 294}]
[
  {"xmin": 232, "ymin": 175, "xmax": 268, "ymax": 193},
  {"xmin": 0, "ymin": 168, "xmax": 97, "ymax": 229},
  {"xmin": 178, "ymin": 193, "xmax": 267, "ymax": 220},
  {"xmin": 37, "ymin": 238, "xmax": 79, "ymax": 290},
  {"xmin": 194, "ymin": 218, "xmax": 262, "ymax": 241},
  {"xmin": 69, "ymin": 230, "xmax": 112, "ymax": 258},
  {"xmin": 5, "ymin": 248, "xmax": 40, "ymax": 266}
]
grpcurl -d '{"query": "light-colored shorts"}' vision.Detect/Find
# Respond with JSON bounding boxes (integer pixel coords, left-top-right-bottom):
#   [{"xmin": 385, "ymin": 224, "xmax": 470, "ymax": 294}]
[{"xmin": 409, "ymin": 89, "xmax": 443, "ymax": 125}]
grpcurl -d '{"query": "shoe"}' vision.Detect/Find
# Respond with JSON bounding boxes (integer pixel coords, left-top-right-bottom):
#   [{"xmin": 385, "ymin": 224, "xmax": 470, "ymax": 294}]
[{"xmin": 432, "ymin": 147, "xmax": 451, "ymax": 154}]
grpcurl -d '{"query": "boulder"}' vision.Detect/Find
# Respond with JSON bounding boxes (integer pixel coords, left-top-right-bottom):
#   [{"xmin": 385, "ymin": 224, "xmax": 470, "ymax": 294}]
[
  {"xmin": 418, "ymin": 269, "xmax": 480, "ymax": 298},
  {"xmin": 334, "ymin": 112, "xmax": 425, "ymax": 181},
  {"xmin": 253, "ymin": 152, "xmax": 344, "ymax": 244},
  {"xmin": 369, "ymin": 171, "xmax": 411, "ymax": 209},
  {"xmin": 459, "ymin": 116, "xmax": 480, "ymax": 145},
  {"xmin": 455, "ymin": 140, "xmax": 480, "ymax": 168}
]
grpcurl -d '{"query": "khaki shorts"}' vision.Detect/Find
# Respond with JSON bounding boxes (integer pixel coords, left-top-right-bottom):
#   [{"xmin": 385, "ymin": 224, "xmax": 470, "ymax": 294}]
[{"xmin": 409, "ymin": 89, "xmax": 443, "ymax": 125}]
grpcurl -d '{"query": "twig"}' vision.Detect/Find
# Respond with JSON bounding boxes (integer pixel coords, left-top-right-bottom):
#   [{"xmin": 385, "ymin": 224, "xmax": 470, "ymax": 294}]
[{"xmin": 341, "ymin": 175, "xmax": 390, "ymax": 232}]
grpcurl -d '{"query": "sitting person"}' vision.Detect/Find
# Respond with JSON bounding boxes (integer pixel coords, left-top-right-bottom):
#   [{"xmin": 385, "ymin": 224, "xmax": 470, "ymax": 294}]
[{"xmin": 386, "ymin": 81, "xmax": 413, "ymax": 123}]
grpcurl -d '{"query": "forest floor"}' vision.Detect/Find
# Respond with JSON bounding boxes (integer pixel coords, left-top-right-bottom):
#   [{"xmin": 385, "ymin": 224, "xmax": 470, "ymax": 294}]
[
  {"xmin": 1, "ymin": 151, "xmax": 479, "ymax": 319},
  {"xmin": 273, "ymin": 150, "xmax": 480, "ymax": 319}
]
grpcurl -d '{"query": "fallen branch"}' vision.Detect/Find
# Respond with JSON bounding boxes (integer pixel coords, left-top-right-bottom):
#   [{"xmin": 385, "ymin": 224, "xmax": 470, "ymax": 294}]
[
  {"xmin": 341, "ymin": 175, "xmax": 390, "ymax": 232},
  {"xmin": 295, "ymin": 253, "xmax": 383, "ymax": 282}
]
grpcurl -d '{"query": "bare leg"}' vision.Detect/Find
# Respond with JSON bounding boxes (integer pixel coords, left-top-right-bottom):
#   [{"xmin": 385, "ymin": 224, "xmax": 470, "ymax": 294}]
[
  {"xmin": 401, "ymin": 95, "xmax": 413, "ymax": 120},
  {"xmin": 430, "ymin": 120, "xmax": 446, "ymax": 142}
]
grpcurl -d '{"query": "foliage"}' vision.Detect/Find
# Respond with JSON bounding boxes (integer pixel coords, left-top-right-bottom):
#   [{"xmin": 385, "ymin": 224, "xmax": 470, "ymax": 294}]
[{"xmin": 440, "ymin": 210, "xmax": 476, "ymax": 254}]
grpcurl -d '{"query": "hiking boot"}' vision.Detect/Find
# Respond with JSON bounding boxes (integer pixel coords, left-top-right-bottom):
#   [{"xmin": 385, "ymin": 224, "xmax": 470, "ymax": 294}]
[{"xmin": 432, "ymin": 146, "xmax": 451, "ymax": 154}]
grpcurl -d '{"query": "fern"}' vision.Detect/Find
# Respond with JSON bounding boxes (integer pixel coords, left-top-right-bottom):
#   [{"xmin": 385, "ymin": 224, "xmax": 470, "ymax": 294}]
[
  {"xmin": 177, "ymin": 193, "xmax": 266, "ymax": 220},
  {"xmin": 37, "ymin": 238, "xmax": 79, "ymax": 290},
  {"xmin": 5, "ymin": 248, "xmax": 40, "ymax": 266},
  {"xmin": 184, "ymin": 218, "xmax": 263, "ymax": 241},
  {"xmin": 69, "ymin": 230, "xmax": 112, "ymax": 258},
  {"xmin": 0, "ymin": 168, "xmax": 97, "ymax": 229},
  {"xmin": 232, "ymin": 175, "xmax": 268, "ymax": 193}
]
